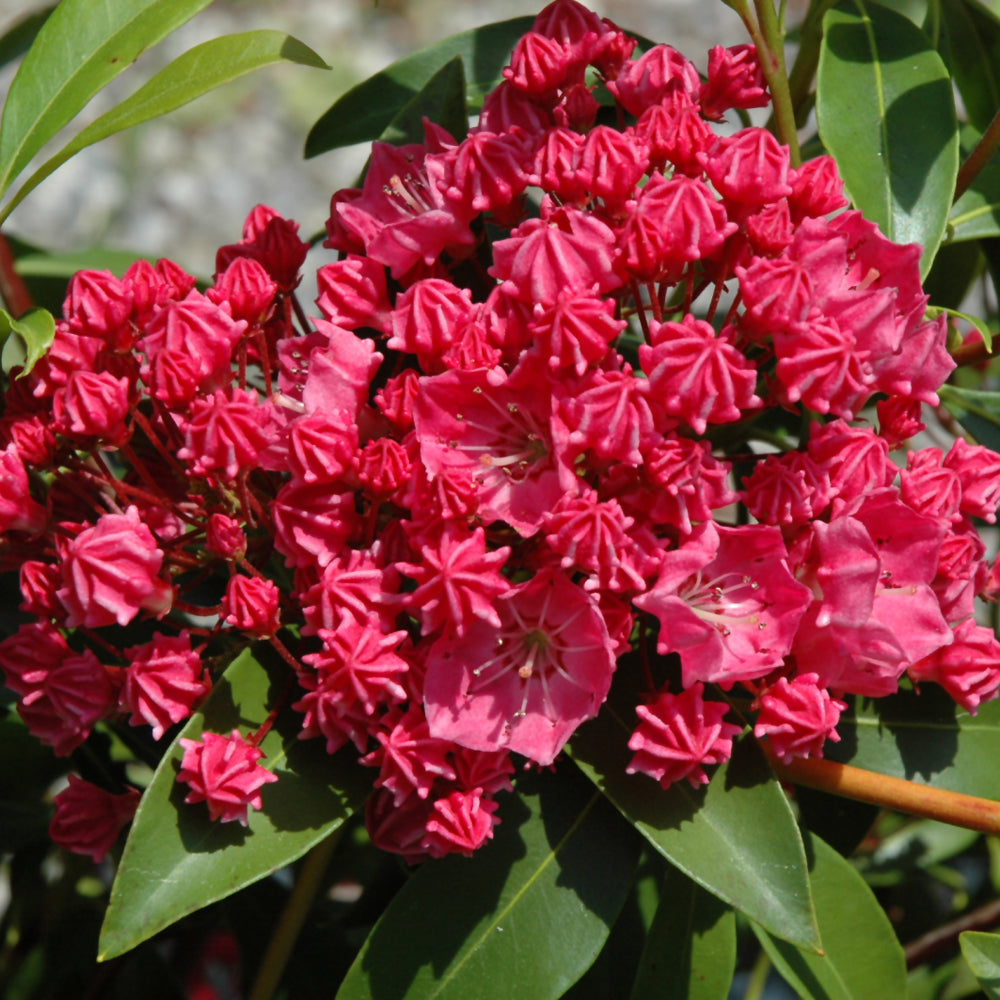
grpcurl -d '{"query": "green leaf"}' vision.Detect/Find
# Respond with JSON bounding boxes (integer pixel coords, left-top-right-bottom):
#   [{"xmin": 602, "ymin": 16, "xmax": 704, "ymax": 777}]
[
  {"xmin": 0, "ymin": 305, "xmax": 55, "ymax": 376},
  {"xmin": 938, "ymin": 383, "xmax": 1000, "ymax": 452},
  {"xmin": 0, "ymin": 6, "xmax": 55, "ymax": 72},
  {"xmin": 13, "ymin": 245, "xmax": 152, "ymax": 279},
  {"xmin": 817, "ymin": 0, "xmax": 960, "ymax": 276},
  {"xmin": 98, "ymin": 648, "xmax": 370, "ymax": 961},
  {"xmin": 827, "ymin": 686, "xmax": 1000, "ymax": 798},
  {"xmin": 305, "ymin": 16, "xmax": 533, "ymax": 157},
  {"xmin": 335, "ymin": 765, "xmax": 640, "ymax": 1000},
  {"xmin": 753, "ymin": 832, "xmax": 907, "ymax": 1000},
  {"xmin": 939, "ymin": 0, "xmax": 1000, "ymax": 133},
  {"xmin": 628, "ymin": 865, "xmax": 735, "ymax": 1000},
  {"xmin": 950, "ymin": 124, "xmax": 1000, "ymax": 242},
  {"xmin": 961, "ymin": 931, "xmax": 1000, "ymax": 998},
  {"xmin": 0, "ymin": 30, "xmax": 327, "ymax": 225},
  {"xmin": 0, "ymin": 0, "xmax": 215, "ymax": 200},
  {"xmin": 928, "ymin": 304, "xmax": 993, "ymax": 349},
  {"xmin": 568, "ymin": 676, "xmax": 820, "ymax": 953},
  {"xmin": 378, "ymin": 56, "xmax": 468, "ymax": 147}
]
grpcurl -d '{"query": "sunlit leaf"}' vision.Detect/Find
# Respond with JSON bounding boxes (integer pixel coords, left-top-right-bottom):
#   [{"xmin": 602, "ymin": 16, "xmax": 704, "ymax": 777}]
[
  {"xmin": 334, "ymin": 766, "xmax": 641, "ymax": 1000},
  {"xmin": 98, "ymin": 648, "xmax": 370, "ymax": 961},
  {"xmin": 0, "ymin": 305, "xmax": 55, "ymax": 376},
  {"xmin": 305, "ymin": 17, "xmax": 533, "ymax": 157},
  {"xmin": 628, "ymin": 865, "xmax": 735, "ymax": 1000},
  {"xmin": 0, "ymin": 31, "xmax": 328, "ymax": 224},
  {"xmin": 817, "ymin": 0, "xmax": 960, "ymax": 276},
  {"xmin": 569, "ymin": 672, "xmax": 820, "ymax": 953},
  {"xmin": 948, "ymin": 124, "xmax": 1000, "ymax": 243},
  {"xmin": 0, "ymin": 0, "xmax": 214, "ymax": 200},
  {"xmin": 753, "ymin": 832, "xmax": 907, "ymax": 1000},
  {"xmin": 961, "ymin": 931, "xmax": 1000, "ymax": 998}
]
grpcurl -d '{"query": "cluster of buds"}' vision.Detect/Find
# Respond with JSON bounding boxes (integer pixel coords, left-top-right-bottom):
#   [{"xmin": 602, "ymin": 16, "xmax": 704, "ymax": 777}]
[{"xmin": 2, "ymin": 0, "xmax": 999, "ymax": 864}]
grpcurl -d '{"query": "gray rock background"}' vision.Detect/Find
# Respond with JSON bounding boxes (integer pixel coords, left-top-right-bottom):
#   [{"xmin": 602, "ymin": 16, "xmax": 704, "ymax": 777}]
[{"xmin": 0, "ymin": 0, "xmax": 758, "ymax": 283}]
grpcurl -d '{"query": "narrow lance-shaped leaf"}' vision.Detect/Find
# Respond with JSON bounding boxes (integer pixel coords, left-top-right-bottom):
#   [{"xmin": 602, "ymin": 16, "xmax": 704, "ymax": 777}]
[
  {"xmin": 0, "ymin": 0, "xmax": 215, "ymax": 200},
  {"xmin": 752, "ymin": 832, "xmax": 907, "ymax": 1000},
  {"xmin": 335, "ymin": 766, "xmax": 641, "ymax": 1000},
  {"xmin": 961, "ymin": 931, "xmax": 1000, "ymax": 999},
  {"xmin": 305, "ymin": 16, "xmax": 533, "ymax": 157},
  {"xmin": 629, "ymin": 864, "xmax": 736, "ymax": 1000},
  {"xmin": 939, "ymin": 383, "xmax": 1000, "ymax": 455},
  {"xmin": 817, "ymin": 0, "xmax": 959, "ymax": 276},
  {"xmin": 378, "ymin": 56, "xmax": 468, "ymax": 148},
  {"xmin": 98, "ymin": 648, "xmax": 370, "ymax": 962},
  {"xmin": 568, "ymin": 667, "xmax": 820, "ymax": 954},
  {"xmin": 0, "ymin": 30, "xmax": 328, "ymax": 226}
]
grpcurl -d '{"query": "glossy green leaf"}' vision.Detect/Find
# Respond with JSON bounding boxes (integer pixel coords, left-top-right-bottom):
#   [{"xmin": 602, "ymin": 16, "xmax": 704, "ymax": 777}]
[
  {"xmin": 939, "ymin": 0, "xmax": 1000, "ymax": 133},
  {"xmin": 335, "ymin": 766, "xmax": 640, "ymax": 1000},
  {"xmin": 0, "ymin": 5, "xmax": 55, "ymax": 72},
  {"xmin": 0, "ymin": 0, "xmax": 214, "ymax": 200},
  {"xmin": 378, "ymin": 56, "xmax": 468, "ymax": 148},
  {"xmin": 569, "ymin": 680, "xmax": 820, "ymax": 953},
  {"xmin": 305, "ymin": 16, "xmax": 533, "ymax": 157},
  {"xmin": 827, "ymin": 686, "xmax": 1000, "ymax": 798},
  {"xmin": 0, "ymin": 30, "xmax": 327, "ymax": 225},
  {"xmin": 98, "ymin": 648, "xmax": 370, "ymax": 961},
  {"xmin": 753, "ymin": 832, "xmax": 907, "ymax": 1000},
  {"xmin": 817, "ymin": 0, "xmax": 960, "ymax": 276},
  {"xmin": 13, "ymin": 245, "xmax": 152, "ymax": 279},
  {"xmin": 0, "ymin": 305, "xmax": 55, "ymax": 376},
  {"xmin": 928, "ymin": 304, "xmax": 993, "ymax": 349},
  {"xmin": 938, "ymin": 383, "xmax": 1000, "ymax": 453},
  {"xmin": 628, "ymin": 865, "xmax": 735, "ymax": 1000},
  {"xmin": 961, "ymin": 931, "xmax": 1000, "ymax": 998}
]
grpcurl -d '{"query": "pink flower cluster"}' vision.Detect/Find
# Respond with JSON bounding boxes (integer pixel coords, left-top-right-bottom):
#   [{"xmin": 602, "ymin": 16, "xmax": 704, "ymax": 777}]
[{"xmin": 1, "ymin": 0, "xmax": 998, "ymax": 863}]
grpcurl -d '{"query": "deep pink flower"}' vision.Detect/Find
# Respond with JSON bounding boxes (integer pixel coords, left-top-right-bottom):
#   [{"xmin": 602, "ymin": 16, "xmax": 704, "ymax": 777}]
[
  {"xmin": 424, "ymin": 570, "xmax": 615, "ymax": 766},
  {"xmin": 909, "ymin": 619, "xmax": 1000, "ymax": 713},
  {"xmin": 315, "ymin": 254, "xmax": 391, "ymax": 332},
  {"xmin": 222, "ymin": 575, "xmax": 281, "ymax": 637},
  {"xmin": 397, "ymin": 525, "xmax": 511, "ymax": 636},
  {"xmin": 49, "ymin": 776, "xmax": 140, "ymax": 862},
  {"xmin": 56, "ymin": 506, "xmax": 172, "ymax": 629},
  {"xmin": 216, "ymin": 204, "xmax": 309, "ymax": 292},
  {"xmin": 300, "ymin": 545, "xmax": 401, "ymax": 635},
  {"xmin": 0, "ymin": 444, "xmax": 48, "ymax": 535},
  {"xmin": 700, "ymin": 44, "xmax": 768, "ymax": 119},
  {"xmin": 944, "ymin": 437, "xmax": 1000, "ymax": 523},
  {"xmin": 178, "ymin": 730, "xmax": 278, "ymax": 826},
  {"xmin": 272, "ymin": 482, "xmax": 357, "ymax": 568},
  {"xmin": 62, "ymin": 269, "xmax": 133, "ymax": 348},
  {"xmin": 754, "ymin": 673, "xmax": 846, "ymax": 762},
  {"xmin": 700, "ymin": 128, "xmax": 792, "ymax": 207},
  {"xmin": 627, "ymin": 682, "xmax": 742, "ymax": 789},
  {"xmin": 18, "ymin": 647, "xmax": 116, "ymax": 755},
  {"xmin": 53, "ymin": 370, "xmax": 132, "ymax": 443},
  {"xmin": 422, "ymin": 788, "xmax": 500, "ymax": 858},
  {"xmin": 414, "ymin": 367, "xmax": 565, "ymax": 536},
  {"xmin": 639, "ymin": 316, "xmax": 761, "ymax": 434},
  {"xmin": 205, "ymin": 513, "xmax": 247, "ymax": 561},
  {"xmin": 121, "ymin": 631, "xmax": 211, "ymax": 740},
  {"xmin": 301, "ymin": 615, "xmax": 410, "ymax": 716},
  {"xmin": 635, "ymin": 521, "xmax": 812, "ymax": 687},
  {"xmin": 607, "ymin": 43, "xmax": 700, "ymax": 116},
  {"xmin": 208, "ymin": 256, "xmax": 278, "ymax": 326},
  {"xmin": 361, "ymin": 705, "xmax": 457, "ymax": 805},
  {"xmin": 528, "ymin": 290, "xmax": 624, "ymax": 376},
  {"xmin": 178, "ymin": 388, "xmax": 271, "ymax": 481}
]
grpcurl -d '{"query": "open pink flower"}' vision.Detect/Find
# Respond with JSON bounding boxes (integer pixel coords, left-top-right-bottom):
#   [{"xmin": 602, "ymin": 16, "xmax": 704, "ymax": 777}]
[
  {"xmin": 178, "ymin": 730, "xmax": 278, "ymax": 826},
  {"xmin": 423, "ymin": 569, "xmax": 615, "ymax": 766}
]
